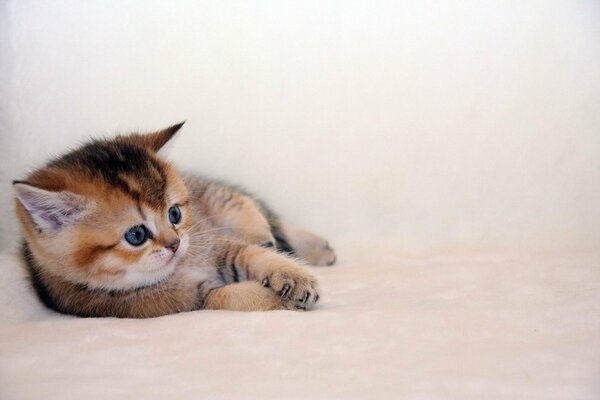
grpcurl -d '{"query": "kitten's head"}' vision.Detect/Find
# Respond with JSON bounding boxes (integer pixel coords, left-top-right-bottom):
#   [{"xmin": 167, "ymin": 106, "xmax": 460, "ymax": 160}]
[{"xmin": 13, "ymin": 123, "xmax": 191, "ymax": 290}]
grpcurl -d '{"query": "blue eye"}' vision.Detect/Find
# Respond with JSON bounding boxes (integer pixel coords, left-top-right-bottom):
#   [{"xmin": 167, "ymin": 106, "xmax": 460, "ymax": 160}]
[
  {"xmin": 124, "ymin": 225, "xmax": 148, "ymax": 246},
  {"xmin": 168, "ymin": 205, "xmax": 182, "ymax": 224}
]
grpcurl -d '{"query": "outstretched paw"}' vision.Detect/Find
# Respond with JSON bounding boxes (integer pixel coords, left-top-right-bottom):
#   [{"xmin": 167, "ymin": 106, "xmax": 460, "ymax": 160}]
[
  {"xmin": 261, "ymin": 266, "xmax": 320, "ymax": 310},
  {"xmin": 307, "ymin": 239, "xmax": 336, "ymax": 266},
  {"xmin": 279, "ymin": 224, "xmax": 337, "ymax": 266}
]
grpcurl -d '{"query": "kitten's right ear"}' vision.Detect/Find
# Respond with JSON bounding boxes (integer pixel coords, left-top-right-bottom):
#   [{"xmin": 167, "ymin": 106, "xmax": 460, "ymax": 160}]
[{"xmin": 12, "ymin": 182, "xmax": 90, "ymax": 231}]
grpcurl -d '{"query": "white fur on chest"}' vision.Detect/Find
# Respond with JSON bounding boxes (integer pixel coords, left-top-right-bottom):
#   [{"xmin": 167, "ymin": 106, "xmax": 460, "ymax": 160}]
[{"xmin": 178, "ymin": 265, "xmax": 222, "ymax": 287}]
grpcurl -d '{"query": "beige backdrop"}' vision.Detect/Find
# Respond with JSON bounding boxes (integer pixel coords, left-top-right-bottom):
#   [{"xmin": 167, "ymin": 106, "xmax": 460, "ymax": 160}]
[
  {"xmin": 1, "ymin": 0, "xmax": 599, "ymax": 254},
  {"xmin": 1, "ymin": 3, "xmax": 600, "ymax": 399}
]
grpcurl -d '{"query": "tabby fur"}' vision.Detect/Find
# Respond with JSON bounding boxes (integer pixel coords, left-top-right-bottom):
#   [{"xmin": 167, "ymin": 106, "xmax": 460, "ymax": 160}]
[{"xmin": 13, "ymin": 123, "xmax": 335, "ymax": 318}]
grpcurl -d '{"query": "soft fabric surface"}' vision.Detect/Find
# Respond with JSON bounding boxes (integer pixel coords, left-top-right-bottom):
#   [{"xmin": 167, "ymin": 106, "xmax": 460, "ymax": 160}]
[
  {"xmin": 1, "ymin": 245, "xmax": 598, "ymax": 399},
  {"xmin": 1, "ymin": 2, "xmax": 599, "ymax": 399}
]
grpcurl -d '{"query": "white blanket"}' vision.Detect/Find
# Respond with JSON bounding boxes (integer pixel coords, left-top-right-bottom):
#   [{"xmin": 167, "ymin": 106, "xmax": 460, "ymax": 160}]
[
  {"xmin": 1, "ymin": 245, "xmax": 598, "ymax": 399},
  {"xmin": 1, "ymin": 2, "xmax": 600, "ymax": 398}
]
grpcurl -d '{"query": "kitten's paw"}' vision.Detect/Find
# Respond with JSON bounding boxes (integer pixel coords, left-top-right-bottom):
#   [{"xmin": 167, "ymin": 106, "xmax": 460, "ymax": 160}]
[
  {"xmin": 204, "ymin": 281, "xmax": 293, "ymax": 312},
  {"xmin": 306, "ymin": 239, "xmax": 336, "ymax": 267},
  {"xmin": 261, "ymin": 266, "xmax": 320, "ymax": 310},
  {"xmin": 279, "ymin": 224, "xmax": 337, "ymax": 266}
]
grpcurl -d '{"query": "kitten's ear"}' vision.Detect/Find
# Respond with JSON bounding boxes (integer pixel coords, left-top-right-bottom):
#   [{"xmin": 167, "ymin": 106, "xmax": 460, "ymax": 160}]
[
  {"xmin": 145, "ymin": 121, "xmax": 185, "ymax": 157},
  {"xmin": 13, "ymin": 182, "xmax": 90, "ymax": 231}
]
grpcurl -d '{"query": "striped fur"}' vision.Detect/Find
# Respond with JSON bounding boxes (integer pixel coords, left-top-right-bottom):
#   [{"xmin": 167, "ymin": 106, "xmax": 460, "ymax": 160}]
[{"xmin": 13, "ymin": 124, "xmax": 335, "ymax": 318}]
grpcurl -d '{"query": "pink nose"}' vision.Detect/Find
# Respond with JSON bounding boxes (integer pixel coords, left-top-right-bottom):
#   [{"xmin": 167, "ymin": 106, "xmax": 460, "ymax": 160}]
[{"xmin": 166, "ymin": 238, "xmax": 180, "ymax": 253}]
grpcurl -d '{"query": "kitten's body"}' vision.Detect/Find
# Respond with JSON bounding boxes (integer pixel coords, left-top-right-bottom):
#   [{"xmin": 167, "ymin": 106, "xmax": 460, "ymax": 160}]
[{"xmin": 14, "ymin": 124, "xmax": 335, "ymax": 318}]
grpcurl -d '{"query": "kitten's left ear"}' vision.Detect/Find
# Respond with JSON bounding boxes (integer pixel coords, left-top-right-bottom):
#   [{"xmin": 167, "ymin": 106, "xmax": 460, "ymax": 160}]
[{"xmin": 145, "ymin": 121, "xmax": 185, "ymax": 157}]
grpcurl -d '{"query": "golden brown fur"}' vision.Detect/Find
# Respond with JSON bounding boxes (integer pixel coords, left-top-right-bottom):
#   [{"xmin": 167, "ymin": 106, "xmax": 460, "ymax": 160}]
[{"xmin": 14, "ymin": 124, "xmax": 335, "ymax": 318}]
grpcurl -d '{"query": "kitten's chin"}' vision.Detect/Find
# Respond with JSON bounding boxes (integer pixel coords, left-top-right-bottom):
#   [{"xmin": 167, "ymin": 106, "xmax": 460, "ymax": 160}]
[
  {"xmin": 88, "ymin": 256, "xmax": 179, "ymax": 291},
  {"xmin": 100, "ymin": 263, "xmax": 177, "ymax": 291},
  {"xmin": 87, "ymin": 236, "xmax": 190, "ymax": 291}
]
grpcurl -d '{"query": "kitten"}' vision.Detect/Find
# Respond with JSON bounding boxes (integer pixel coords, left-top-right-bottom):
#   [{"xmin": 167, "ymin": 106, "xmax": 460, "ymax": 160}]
[{"xmin": 13, "ymin": 123, "xmax": 336, "ymax": 318}]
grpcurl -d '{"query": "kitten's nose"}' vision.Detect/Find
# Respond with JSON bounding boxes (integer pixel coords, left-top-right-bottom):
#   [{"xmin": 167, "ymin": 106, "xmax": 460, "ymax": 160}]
[{"xmin": 166, "ymin": 238, "xmax": 180, "ymax": 253}]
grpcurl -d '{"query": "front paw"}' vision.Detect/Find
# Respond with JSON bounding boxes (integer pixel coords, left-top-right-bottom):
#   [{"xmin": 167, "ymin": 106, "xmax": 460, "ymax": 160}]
[{"xmin": 261, "ymin": 266, "xmax": 320, "ymax": 310}]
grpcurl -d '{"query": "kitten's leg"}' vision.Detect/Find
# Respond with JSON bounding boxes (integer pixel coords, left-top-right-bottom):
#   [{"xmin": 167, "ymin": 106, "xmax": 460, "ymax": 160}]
[
  {"xmin": 202, "ymin": 187, "xmax": 276, "ymax": 246},
  {"xmin": 214, "ymin": 201, "xmax": 337, "ymax": 266},
  {"xmin": 185, "ymin": 175, "xmax": 335, "ymax": 265},
  {"xmin": 274, "ymin": 223, "xmax": 337, "ymax": 266},
  {"xmin": 204, "ymin": 281, "xmax": 289, "ymax": 311},
  {"xmin": 205, "ymin": 190, "xmax": 337, "ymax": 266},
  {"xmin": 223, "ymin": 196, "xmax": 276, "ymax": 246},
  {"xmin": 210, "ymin": 243, "xmax": 320, "ymax": 310}
]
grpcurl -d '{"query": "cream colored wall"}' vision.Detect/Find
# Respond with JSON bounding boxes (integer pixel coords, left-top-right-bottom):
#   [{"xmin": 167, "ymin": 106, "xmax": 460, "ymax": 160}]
[{"xmin": 1, "ymin": 1, "xmax": 599, "ymax": 253}]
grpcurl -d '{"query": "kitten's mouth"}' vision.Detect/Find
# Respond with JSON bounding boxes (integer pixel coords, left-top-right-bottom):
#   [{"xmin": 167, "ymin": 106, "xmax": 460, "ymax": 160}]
[
  {"xmin": 171, "ymin": 236, "xmax": 188, "ymax": 261},
  {"xmin": 164, "ymin": 253, "xmax": 179, "ymax": 268},
  {"xmin": 153, "ymin": 253, "xmax": 180, "ymax": 270},
  {"xmin": 158, "ymin": 244, "xmax": 187, "ymax": 270}
]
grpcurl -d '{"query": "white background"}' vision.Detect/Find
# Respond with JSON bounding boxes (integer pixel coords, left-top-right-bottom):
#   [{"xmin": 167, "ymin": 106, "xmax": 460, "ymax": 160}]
[
  {"xmin": 1, "ymin": 4, "xmax": 600, "ymax": 399},
  {"xmin": 1, "ymin": 0, "xmax": 599, "ymax": 254}
]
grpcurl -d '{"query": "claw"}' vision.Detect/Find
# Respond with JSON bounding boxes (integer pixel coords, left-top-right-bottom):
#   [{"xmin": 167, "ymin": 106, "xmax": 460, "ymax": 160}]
[
  {"xmin": 280, "ymin": 284, "xmax": 291, "ymax": 298},
  {"xmin": 301, "ymin": 291, "xmax": 310, "ymax": 304}
]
